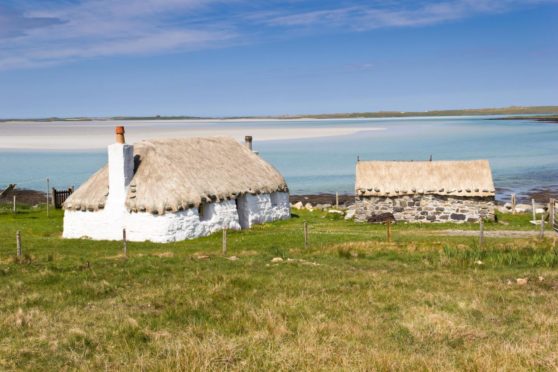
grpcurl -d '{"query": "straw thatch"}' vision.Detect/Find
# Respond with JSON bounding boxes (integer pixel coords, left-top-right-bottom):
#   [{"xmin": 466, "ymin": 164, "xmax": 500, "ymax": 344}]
[
  {"xmin": 356, "ymin": 160, "xmax": 495, "ymax": 197},
  {"xmin": 64, "ymin": 137, "xmax": 288, "ymax": 214}
]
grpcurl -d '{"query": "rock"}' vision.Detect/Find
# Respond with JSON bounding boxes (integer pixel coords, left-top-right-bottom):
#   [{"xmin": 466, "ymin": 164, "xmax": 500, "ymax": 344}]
[
  {"xmin": 367, "ymin": 213, "xmax": 395, "ymax": 224},
  {"xmin": 475, "ymin": 260, "xmax": 483, "ymax": 265},
  {"xmin": 503, "ymin": 202, "xmax": 512, "ymax": 209},
  {"xmin": 515, "ymin": 204, "xmax": 531, "ymax": 213},
  {"xmin": 450, "ymin": 213, "xmax": 466, "ymax": 221},
  {"xmin": 292, "ymin": 201, "xmax": 304, "ymax": 210},
  {"xmin": 327, "ymin": 209, "xmax": 344, "ymax": 215},
  {"xmin": 271, "ymin": 257, "xmax": 283, "ymax": 263},
  {"xmin": 193, "ymin": 254, "xmax": 210, "ymax": 260},
  {"xmin": 538, "ymin": 276, "xmax": 544, "ymax": 282},
  {"xmin": 497, "ymin": 206, "xmax": 510, "ymax": 214},
  {"xmin": 535, "ymin": 208, "xmax": 545, "ymax": 214},
  {"xmin": 344, "ymin": 209, "xmax": 356, "ymax": 220},
  {"xmin": 516, "ymin": 278, "xmax": 528, "ymax": 285},
  {"xmin": 322, "ymin": 203, "xmax": 332, "ymax": 209},
  {"xmin": 227, "ymin": 256, "xmax": 239, "ymax": 261},
  {"xmin": 304, "ymin": 203, "xmax": 314, "ymax": 211}
]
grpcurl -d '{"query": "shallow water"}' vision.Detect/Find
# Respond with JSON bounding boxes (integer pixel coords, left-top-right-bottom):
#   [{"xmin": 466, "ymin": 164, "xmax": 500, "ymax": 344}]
[{"xmin": 1, "ymin": 116, "xmax": 556, "ymax": 200}]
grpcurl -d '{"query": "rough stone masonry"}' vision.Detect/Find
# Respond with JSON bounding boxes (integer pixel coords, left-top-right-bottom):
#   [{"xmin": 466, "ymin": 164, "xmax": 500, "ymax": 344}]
[{"xmin": 355, "ymin": 194, "xmax": 495, "ymax": 223}]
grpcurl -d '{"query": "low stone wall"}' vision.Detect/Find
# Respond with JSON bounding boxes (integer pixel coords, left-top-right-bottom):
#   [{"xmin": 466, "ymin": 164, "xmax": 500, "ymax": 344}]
[{"xmin": 355, "ymin": 194, "xmax": 495, "ymax": 223}]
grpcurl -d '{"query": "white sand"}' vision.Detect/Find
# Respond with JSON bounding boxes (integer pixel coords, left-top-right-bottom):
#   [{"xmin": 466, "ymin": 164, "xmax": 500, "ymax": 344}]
[{"xmin": 0, "ymin": 119, "xmax": 385, "ymax": 150}]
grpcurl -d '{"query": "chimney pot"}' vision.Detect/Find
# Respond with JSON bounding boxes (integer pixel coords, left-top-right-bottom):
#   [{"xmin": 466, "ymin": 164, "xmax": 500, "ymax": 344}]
[
  {"xmin": 245, "ymin": 135, "xmax": 253, "ymax": 151},
  {"xmin": 115, "ymin": 126, "xmax": 125, "ymax": 144}
]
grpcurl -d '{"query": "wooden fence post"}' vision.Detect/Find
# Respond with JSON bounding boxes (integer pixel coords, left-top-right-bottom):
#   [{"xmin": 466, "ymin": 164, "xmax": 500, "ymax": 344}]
[
  {"xmin": 336, "ymin": 192, "xmax": 339, "ymax": 209},
  {"xmin": 304, "ymin": 221, "xmax": 308, "ymax": 249},
  {"xmin": 479, "ymin": 219, "xmax": 484, "ymax": 248},
  {"xmin": 13, "ymin": 195, "xmax": 16, "ymax": 214},
  {"xmin": 16, "ymin": 230, "xmax": 22, "ymax": 257},
  {"xmin": 123, "ymin": 228, "xmax": 127, "ymax": 256},
  {"xmin": 46, "ymin": 178, "xmax": 50, "ymax": 217},
  {"xmin": 511, "ymin": 193, "xmax": 516, "ymax": 215},
  {"xmin": 386, "ymin": 220, "xmax": 392, "ymax": 243},
  {"xmin": 549, "ymin": 198, "xmax": 555, "ymax": 228},
  {"xmin": 532, "ymin": 199, "xmax": 536, "ymax": 222},
  {"xmin": 539, "ymin": 213, "xmax": 544, "ymax": 239},
  {"xmin": 222, "ymin": 229, "xmax": 227, "ymax": 255}
]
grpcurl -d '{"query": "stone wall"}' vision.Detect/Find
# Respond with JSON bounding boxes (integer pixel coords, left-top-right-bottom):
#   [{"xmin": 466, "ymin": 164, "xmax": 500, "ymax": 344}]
[{"xmin": 355, "ymin": 194, "xmax": 495, "ymax": 223}]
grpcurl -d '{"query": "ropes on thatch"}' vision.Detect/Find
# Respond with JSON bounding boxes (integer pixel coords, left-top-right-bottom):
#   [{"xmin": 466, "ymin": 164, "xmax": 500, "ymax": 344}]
[
  {"xmin": 356, "ymin": 160, "xmax": 495, "ymax": 197},
  {"xmin": 64, "ymin": 137, "xmax": 288, "ymax": 214}
]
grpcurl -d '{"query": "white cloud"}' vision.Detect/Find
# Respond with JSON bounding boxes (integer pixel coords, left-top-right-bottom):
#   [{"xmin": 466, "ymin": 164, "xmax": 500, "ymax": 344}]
[
  {"xmin": 263, "ymin": 0, "xmax": 558, "ymax": 30},
  {"xmin": 0, "ymin": 0, "xmax": 237, "ymax": 69},
  {"xmin": 0, "ymin": 0, "xmax": 556, "ymax": 70}
]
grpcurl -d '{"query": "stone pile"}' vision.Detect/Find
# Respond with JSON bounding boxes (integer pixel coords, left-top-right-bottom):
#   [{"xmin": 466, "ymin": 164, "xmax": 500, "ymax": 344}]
[
  {"xmin": 497, "ymin": 202, "xmax": 546, "ymax": 214},
  {"xmin": 290, "ymin": 201, "xmax": 357, "ymax": 220}
]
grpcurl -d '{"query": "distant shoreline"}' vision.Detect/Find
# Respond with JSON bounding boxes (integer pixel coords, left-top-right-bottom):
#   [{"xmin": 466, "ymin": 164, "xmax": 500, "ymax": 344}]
[
  {"xmin": 3, "ymin": 189, "xmax": 558, "ymax": 207},
  {"xmin": 489, "ymin": 115, "xmax": 558, "ymax": 124},
  {"xmin": 2, "ymin": 105, "xmax": 558, "ymax": 123}
]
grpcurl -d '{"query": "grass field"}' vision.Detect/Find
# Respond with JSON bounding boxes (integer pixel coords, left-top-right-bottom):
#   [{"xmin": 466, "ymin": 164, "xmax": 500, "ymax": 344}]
[{"xmin": 1, "ymin": 205, "xmax": 558, "ymax": 370}]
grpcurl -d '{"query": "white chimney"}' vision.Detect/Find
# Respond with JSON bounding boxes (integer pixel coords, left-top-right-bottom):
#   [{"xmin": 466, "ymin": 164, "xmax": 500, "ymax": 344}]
[{"xmin": 107, "ymin": 126, "xmax": 134, "ymax": 205}]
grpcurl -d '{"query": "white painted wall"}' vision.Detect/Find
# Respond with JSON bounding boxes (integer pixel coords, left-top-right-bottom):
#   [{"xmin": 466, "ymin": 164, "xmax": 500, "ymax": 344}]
[
  {"xmin": 63, "ymin": 192, "xmax": 290, "ymax": 243},
  {"xmin": 63, "ymin": 200, "xmax": 241, "ymax": 243},
  {"xmin": 237, "ymin": 192, "xmax": 290, "ymax": 228}
]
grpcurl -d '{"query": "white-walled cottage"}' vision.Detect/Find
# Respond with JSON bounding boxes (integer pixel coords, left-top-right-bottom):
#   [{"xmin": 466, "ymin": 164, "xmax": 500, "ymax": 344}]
[{"xmin": 63, "ymin": 127, "xmax": 290, "ymax": 242}]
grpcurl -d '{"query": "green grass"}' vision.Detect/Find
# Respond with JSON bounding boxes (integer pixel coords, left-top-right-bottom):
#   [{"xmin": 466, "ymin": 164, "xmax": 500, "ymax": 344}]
[{"xmin": 1, "ymin": 207, "xmax": 557, "ymax": 370}]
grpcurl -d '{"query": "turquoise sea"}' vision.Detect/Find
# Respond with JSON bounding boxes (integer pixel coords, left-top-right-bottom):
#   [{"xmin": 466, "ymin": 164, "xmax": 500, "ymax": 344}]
[{"xmin": 1, "ymin": 116, "xmax": 556, "ymax": 201}]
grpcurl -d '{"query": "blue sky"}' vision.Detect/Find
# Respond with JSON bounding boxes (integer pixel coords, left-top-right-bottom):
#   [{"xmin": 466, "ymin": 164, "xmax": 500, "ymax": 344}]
[{"xmin": 0, "ymin": 0, "xmax": 557, "ymax": 118}]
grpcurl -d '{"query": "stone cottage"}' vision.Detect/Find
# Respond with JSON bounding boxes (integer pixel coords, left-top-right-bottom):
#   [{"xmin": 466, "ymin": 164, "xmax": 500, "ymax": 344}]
[
  {"xmin": 63, "ymin": 127, "xmax": 290, "ymax": 242},
  {"xmin": 354, "ymin": 160, "xmax": 495, "ymax": 223}
]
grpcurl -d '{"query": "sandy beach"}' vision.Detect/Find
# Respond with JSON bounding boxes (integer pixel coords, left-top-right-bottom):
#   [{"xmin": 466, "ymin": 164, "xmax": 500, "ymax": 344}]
[{"xmin": 0, "ymin": 119, "xmax": 384, "ymax": 150}]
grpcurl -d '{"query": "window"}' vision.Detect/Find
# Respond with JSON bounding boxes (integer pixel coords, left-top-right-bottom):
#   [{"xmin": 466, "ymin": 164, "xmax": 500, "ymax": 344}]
[
  {"xmin": 198, "ymin": 203, "xmax": 208, "ymax": 221},
  {"xmin": 270, "ymin": 192, "xmax": 280, "ymax": 207}
]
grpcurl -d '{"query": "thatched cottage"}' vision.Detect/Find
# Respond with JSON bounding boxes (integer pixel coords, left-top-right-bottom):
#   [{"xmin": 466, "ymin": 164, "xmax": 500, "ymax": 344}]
[
  {"xmin": 354, "ymin": 160, "xmax": 495, "ymax": 223},
  {"xmin": 63, "ymin": 127, "xmax": 290, "ymax": 242}
]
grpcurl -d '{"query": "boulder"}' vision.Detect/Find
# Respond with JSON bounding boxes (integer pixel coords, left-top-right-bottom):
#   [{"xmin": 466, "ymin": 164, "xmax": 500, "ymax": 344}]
[
  {"xmin": 304, "ymin": 203, "xmax": 314, "ymax": 211},
  {"xmin": 327, "ymin": 209, "xmax": 344, "ymax": 215},
  {"xmin": 367, "ymin": 213, "xmax": 395, "ymax": 224},
  {"xmin": 344, "ymin": 209, "xmax": 356, "ymax": 220},
  {"xmin": 292, "ymin": 201, "xmax": 304, "ymax": 210},
  {"xmin": 497, "ymin": 206, "xmax": 510, "ymax": 214},
  {"xmin": 515, "ymin": 204, "xmax": 532, "ymax": 213}
]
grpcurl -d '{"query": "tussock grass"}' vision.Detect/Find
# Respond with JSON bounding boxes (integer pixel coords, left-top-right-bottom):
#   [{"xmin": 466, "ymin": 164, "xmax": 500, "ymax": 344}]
[{"xmin": 0, "ymin": 207, "xmax": 557, "ymax": 370}]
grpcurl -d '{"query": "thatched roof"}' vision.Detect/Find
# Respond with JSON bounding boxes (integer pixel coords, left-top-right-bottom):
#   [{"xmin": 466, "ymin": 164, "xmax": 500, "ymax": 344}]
[
  {"xmin": 64, "ymin": 137, "xmax": 288, "ymax": 214},
  {"xmin": 356, "ymin": 160, "xmax": 495, "ymax": 197}
]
